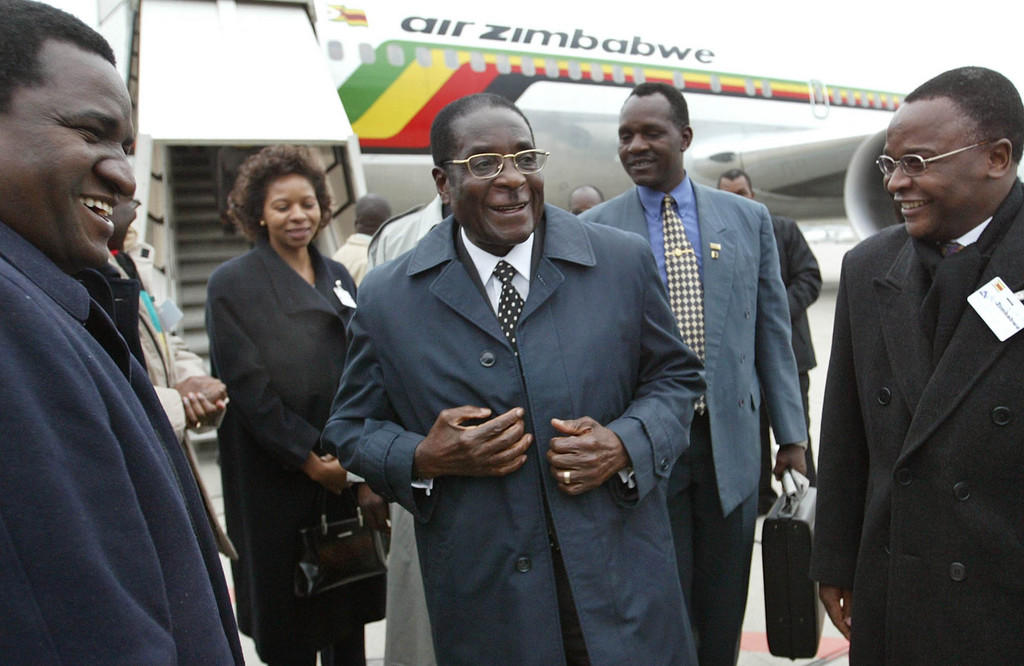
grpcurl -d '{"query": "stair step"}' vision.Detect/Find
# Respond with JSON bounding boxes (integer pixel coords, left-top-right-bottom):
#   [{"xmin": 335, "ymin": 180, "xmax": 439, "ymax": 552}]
[
  {"xmin": 178, "ymin": 263, "xmax": 223, "ymax": 282},
  {"xmin": 175, "ymin": 193, "xmax": 219, "ymax": 207},
  {"xmin": 179, "ymin": 247, "xmax": 245, "ymax": 263},
  {"xmin": 181, "ymin": 309, "xmax": 205, "ymax": 331},
  {"xmin": 181, "ymin": 332, "xmax": 209, "ymax": 357}
]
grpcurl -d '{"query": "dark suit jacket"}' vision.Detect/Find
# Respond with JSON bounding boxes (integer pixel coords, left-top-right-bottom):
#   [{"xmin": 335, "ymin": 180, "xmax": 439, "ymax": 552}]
[
  {"xmin": 582, "ymin": 184, "xmax": 806, "ymax": 514},
  {"xmin": 0, "ymin": 221, "xmax": 242, "ymax": 664},
  {"xmin": 324, "ymin": 205, "xmax": 705, "ymax": 664},
  {"xmin": 770, "ymin": 215, "xmax": 821, "ymax": 373},
  {"xmin": 811, "ymin": 182, "xmax": 1024, "ymax": 663}
]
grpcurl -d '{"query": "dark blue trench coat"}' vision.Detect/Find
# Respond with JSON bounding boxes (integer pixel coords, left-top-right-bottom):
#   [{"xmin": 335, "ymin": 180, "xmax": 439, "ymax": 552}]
[{"xmin": 324, "ymin": 206, "xmax": 705, "ymax": 665}]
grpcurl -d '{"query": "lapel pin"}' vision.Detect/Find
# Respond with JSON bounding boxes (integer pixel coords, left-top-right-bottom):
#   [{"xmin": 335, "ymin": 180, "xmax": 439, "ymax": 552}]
[{"xmin": 709, "ymin": 242, "xmax": 721, "ymax": 260}]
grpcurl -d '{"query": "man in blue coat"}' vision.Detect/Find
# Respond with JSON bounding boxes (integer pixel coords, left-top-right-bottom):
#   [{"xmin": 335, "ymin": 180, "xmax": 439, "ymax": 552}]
[
  {"xmin": 324, "ymin": 93, "xmax": 705, "ymax": 664},
  {"xmin": 0, "ymin": 2, "xmax": 242, "ymax": 663},
  {"xmin": 581, "ymin": 82, "xmax": 807, "ymax": 664}
]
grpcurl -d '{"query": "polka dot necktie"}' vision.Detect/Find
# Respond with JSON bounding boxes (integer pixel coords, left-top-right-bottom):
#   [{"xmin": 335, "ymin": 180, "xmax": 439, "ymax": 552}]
[
  {"xmin": 662, "ymin": 194, "xmax": 706, "ymax": 414},
  {"xmin": 494, "ymin": 260, "xmax": 524, "ymax": 353}
]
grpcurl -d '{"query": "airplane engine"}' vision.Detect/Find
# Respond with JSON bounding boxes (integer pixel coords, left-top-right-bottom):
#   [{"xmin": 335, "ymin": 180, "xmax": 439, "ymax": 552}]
[{"xmin": 844, "ymin": 130, "xmax": 902, "ymax": 238}]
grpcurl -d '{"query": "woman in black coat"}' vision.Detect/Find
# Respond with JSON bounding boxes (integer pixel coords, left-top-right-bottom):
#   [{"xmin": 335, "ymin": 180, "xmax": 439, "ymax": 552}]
[{"xmin": 206, "ymin": 146, "xmax": 385, "ymax": 665}]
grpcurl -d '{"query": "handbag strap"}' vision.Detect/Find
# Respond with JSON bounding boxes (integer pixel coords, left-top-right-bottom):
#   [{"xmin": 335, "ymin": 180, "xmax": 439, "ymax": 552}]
[{"xmin": 314, "ymin": 484, "xmax": 363, "ymax": 535}]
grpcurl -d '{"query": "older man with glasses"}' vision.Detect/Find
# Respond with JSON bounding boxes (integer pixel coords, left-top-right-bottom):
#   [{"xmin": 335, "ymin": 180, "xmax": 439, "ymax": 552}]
[
  {"xmin": 811, "ymin": 66, "xmax": 1024, "ymax": 664},
  {"xmin": 323, "ymin": 92, "xmax": 705, "ymax": 665}
]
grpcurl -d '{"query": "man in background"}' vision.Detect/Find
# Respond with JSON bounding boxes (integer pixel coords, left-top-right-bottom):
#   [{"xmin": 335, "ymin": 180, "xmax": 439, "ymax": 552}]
[
  {"xmin": 568, "ymin": 184, "xmax": 604, "ymax": 215},
  {"xmin": 333, "ymin": 192, "xmax": 391, "ymax": 284},
  {"xmin": 582, "ymin": 82, "xmax": 806, "ymax": 664},
  {"xmin": 718, "ymin": 168, "xmax": 821, "ymax": 512},
  {"xmin": 103, "ymin": 197, "xmax": 236, "ymax": 557},
  {"xmin": 0, "ymin": 1, "xmax": 242, "ymax": 662}
]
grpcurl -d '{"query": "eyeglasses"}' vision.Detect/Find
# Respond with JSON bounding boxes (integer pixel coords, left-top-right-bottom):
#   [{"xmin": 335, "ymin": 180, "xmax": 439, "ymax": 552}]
[
  {"xmin": 875, "ymin": 141, "xmax": 990, "ymax": 177},
  {"xmin": 444, "ymin": 149, "xmax": 550, "ymax": 179}
]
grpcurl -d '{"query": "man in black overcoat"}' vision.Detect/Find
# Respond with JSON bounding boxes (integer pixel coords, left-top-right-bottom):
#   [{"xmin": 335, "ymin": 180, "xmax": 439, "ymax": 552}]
[
  {"xmin": 810, "ymin": 66, "xmax": 1024, "ymax": 664},
  {"xmin": 0, "ymin": 2, "xmax": 242, "ymax": 662}
]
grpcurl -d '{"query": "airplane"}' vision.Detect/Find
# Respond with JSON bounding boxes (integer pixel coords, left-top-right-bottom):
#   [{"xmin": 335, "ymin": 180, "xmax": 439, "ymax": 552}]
[
  {"xmin": 315, "ymin": 1, "xmax": 905, "ymax": 233},
  {"xmin": 43, "ymin": 0, "xmax": 912, "ymax": 360}
]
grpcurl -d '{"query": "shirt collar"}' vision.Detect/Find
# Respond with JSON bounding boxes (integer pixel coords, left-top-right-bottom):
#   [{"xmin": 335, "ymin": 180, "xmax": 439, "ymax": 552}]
[
  {"xmin": 952, "ymin": 216, "xmax": 991, "ymax": 247},
  {"xmin": 636, "ymin": 173, "xmax": 694, "ymax": 217},
  {"xmin": 460, "ymin": 227, "xmax": 534, "ymax": 284}
]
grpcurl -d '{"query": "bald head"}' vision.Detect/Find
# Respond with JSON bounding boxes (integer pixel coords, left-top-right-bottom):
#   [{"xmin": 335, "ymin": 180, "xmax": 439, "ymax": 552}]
[
  {"xmin": 355, "ymin": 194, "xmax": 391, "ymax": 235},
  {"xmin": 569, "ymin": 185, "xmax": 604, "ymax": 215}
]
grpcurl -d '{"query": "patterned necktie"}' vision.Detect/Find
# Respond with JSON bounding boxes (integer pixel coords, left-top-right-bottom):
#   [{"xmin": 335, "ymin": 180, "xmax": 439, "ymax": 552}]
[
  {"xmin": 494, "ymin": 260, "xmax": 524, "ymax": 353},
  {"xmin": 940, "ymin": 241, "xmax": 965, "ymax": 257},
  {"xmin": 662, "ymin": 194, "xmax": 706, "ymax": 413}
]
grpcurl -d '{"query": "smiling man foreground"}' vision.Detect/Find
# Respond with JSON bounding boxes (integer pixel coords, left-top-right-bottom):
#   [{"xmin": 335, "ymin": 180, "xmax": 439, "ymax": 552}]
[
  {"xmin": 811, "ymin": 66, "xmax": 1024, "ymax": 664},
  {"xmin": 324, "ymin": 93, "xmax": 705, "ymax": 664},
  {"xmin": 0, "ymin": 1, "xmax": 242, "ymax": 662}
]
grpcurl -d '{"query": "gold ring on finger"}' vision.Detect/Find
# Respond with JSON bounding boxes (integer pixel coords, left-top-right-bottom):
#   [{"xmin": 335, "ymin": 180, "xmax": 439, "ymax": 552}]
[{"xmin": 563, "ymin": 470, "xmax": 571, "ymax": 484}]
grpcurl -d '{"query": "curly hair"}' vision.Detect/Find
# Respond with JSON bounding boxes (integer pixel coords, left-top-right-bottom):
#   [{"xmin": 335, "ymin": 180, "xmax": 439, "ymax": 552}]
[{"xmin": 227, "ymin": 145, "xmax": 332, "ymax": 242}]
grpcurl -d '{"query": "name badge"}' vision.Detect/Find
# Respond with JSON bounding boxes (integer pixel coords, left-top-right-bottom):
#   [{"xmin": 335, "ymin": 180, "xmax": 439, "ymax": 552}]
[
  {"xmin": 334, "ymin": 280, "xmax": 357, "ymax": 309},
  {"xmin": 967, "ymin": 276, "xmax": 1024, "ymax": 341}
]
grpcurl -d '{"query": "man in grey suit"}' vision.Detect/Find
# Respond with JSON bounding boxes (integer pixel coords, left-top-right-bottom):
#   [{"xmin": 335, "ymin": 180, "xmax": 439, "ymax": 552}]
[{"xmin": 581, "ymin": 82, "xmax": 807, "ymax": 665}]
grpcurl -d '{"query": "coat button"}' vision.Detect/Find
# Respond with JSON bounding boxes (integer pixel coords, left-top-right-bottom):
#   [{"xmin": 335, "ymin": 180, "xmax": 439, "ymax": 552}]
[
  {"xmin": 953, "ymin": 482, "xmax": 970, "ymax": 501},
  {"xmin": 738, "ymin": 398, "xmax": 745, "ymax": 407},
  {"xmin": 991, "ymin": 406, "xmax": 1012, "ymax": 426},
  {"xmin": 895, "ymin": 468, "xmax": 912, "ymax": 486},
  {"xmin": 877, "ymin": 387, "xmax": 892, "ymax": 405},
  {"xmin": 514, "ymin": 556, "xmax": 531, "ymax": 573},
  {"xmin": 480, "ymin": 351, "xmax": 495, "ymax": 367},
  {"xmin": 744, "ymin": 311, "xmax": 751, "ymax": 319},
  {"xmin": 659, "ymin": 457, "xmax": 670, "ymax": 471},
  {"xmin": 950, "ymin": 562, "xmax": 966, "ymax": 582}
]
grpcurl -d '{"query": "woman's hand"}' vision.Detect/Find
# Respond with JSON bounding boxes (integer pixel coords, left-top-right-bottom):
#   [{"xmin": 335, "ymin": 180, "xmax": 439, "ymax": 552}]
[
  {"xmin": 356, "ymin": 483, "xmax": 390, "ymax": 534},
  {"xmin": 301, "ymin": 452, "xmax": 349, "ymax": 494}
]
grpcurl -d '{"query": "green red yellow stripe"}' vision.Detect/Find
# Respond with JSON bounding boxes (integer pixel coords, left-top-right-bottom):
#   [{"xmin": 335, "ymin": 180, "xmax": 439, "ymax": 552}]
[{"xmin": 339, "ymin": 40, "xmax": 903, "ymax": 152}]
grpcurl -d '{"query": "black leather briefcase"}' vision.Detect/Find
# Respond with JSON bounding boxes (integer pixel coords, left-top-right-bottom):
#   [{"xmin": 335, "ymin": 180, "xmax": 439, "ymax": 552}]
[{"xmin": 762, "ymin": 471, "xmax": 824, "ymax": 658}]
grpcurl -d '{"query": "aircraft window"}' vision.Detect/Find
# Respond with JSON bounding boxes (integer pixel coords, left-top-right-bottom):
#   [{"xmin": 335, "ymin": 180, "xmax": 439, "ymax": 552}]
[
  {"xmin": 496, "ymin": 54, "xmax": 511, "ymax": 74},
  {"xmin": 416, "ymin": 47, "xmax": 432, "ymax": 68},
  {"xmin": 590, "ymin": 63, "xmax": 604, "ymax": 82},
  {"xmin": 545, "ymin": 59, "xmax": 559, "ymax": 78},
  {"xmin": 470, "ymin": 52, "xmax": 486, "ymax": 72},
  {"xmin": 633, "ymin": 68, "xmax": 646, "ymax": 84},
  {"xmin": 710, "ymin": 75, "xmax": 722, "ymax": 93},
  {"xmin": 358, "ymin": 43, "xmax": 375, "ymax": 64},
  {"xmin": 745, "ymin": 79, "xmax": 756, "ymax": 96},
  {"xmin": 387, "ymin": 44, "xmax": 404, "ymax": 66},
  {"xmin": 327, "ymin": 40, "xmax": 344, "ymax": 61},
  {"xmin": 762, "ymin": 80, "xmax": 773, "ymax": 98},
  {"xmin": 521, "ymin": 57, "xmax": 536, "ymax": 77},
  {"xmin": 809, "ymin": 79, "xmax": 830, "ymax": 119},
  {"xmin": 612, "ymin": 66, "xmax": 625, "ymax": 84},
  {"xmin": 567, "ymin": 61, "xmax": 582, "ymax": 80},
  {"xmin": 673, "ymin": 71, "xmax": 685, "ymax": 89},
  {"xmin": 444, "ymin": 49, "xmax": 459, "ymax": 69}
]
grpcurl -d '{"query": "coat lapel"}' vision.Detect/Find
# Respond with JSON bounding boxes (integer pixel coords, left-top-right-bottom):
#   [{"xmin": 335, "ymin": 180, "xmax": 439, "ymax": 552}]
[
  {"xmin": 899, "ymin": 207, "xmax": 1024, "ymax": 461},
  {"xmin": 873, "ymin": 238, "xmax": 933, "ymax": 417},
  {"xmin": 520, "ymin": 206, "xmax": 594, "ymax": 323},
  {"xmin": 413, "ymin": 220, "xmax": 510, "ymax": 347},
  {"xmin": 693, "ymin": 185, "xmax": 735, "ymax": 384},
  {"xmin": 257, "ymin": 243, "xmax": 341, "ymax": 319}
]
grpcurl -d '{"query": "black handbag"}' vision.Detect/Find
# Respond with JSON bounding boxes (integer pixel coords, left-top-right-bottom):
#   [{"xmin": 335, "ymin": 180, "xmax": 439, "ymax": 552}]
[{"xmin": 294, "ymin": 487, "xmax": 388, "ymax": 598}]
